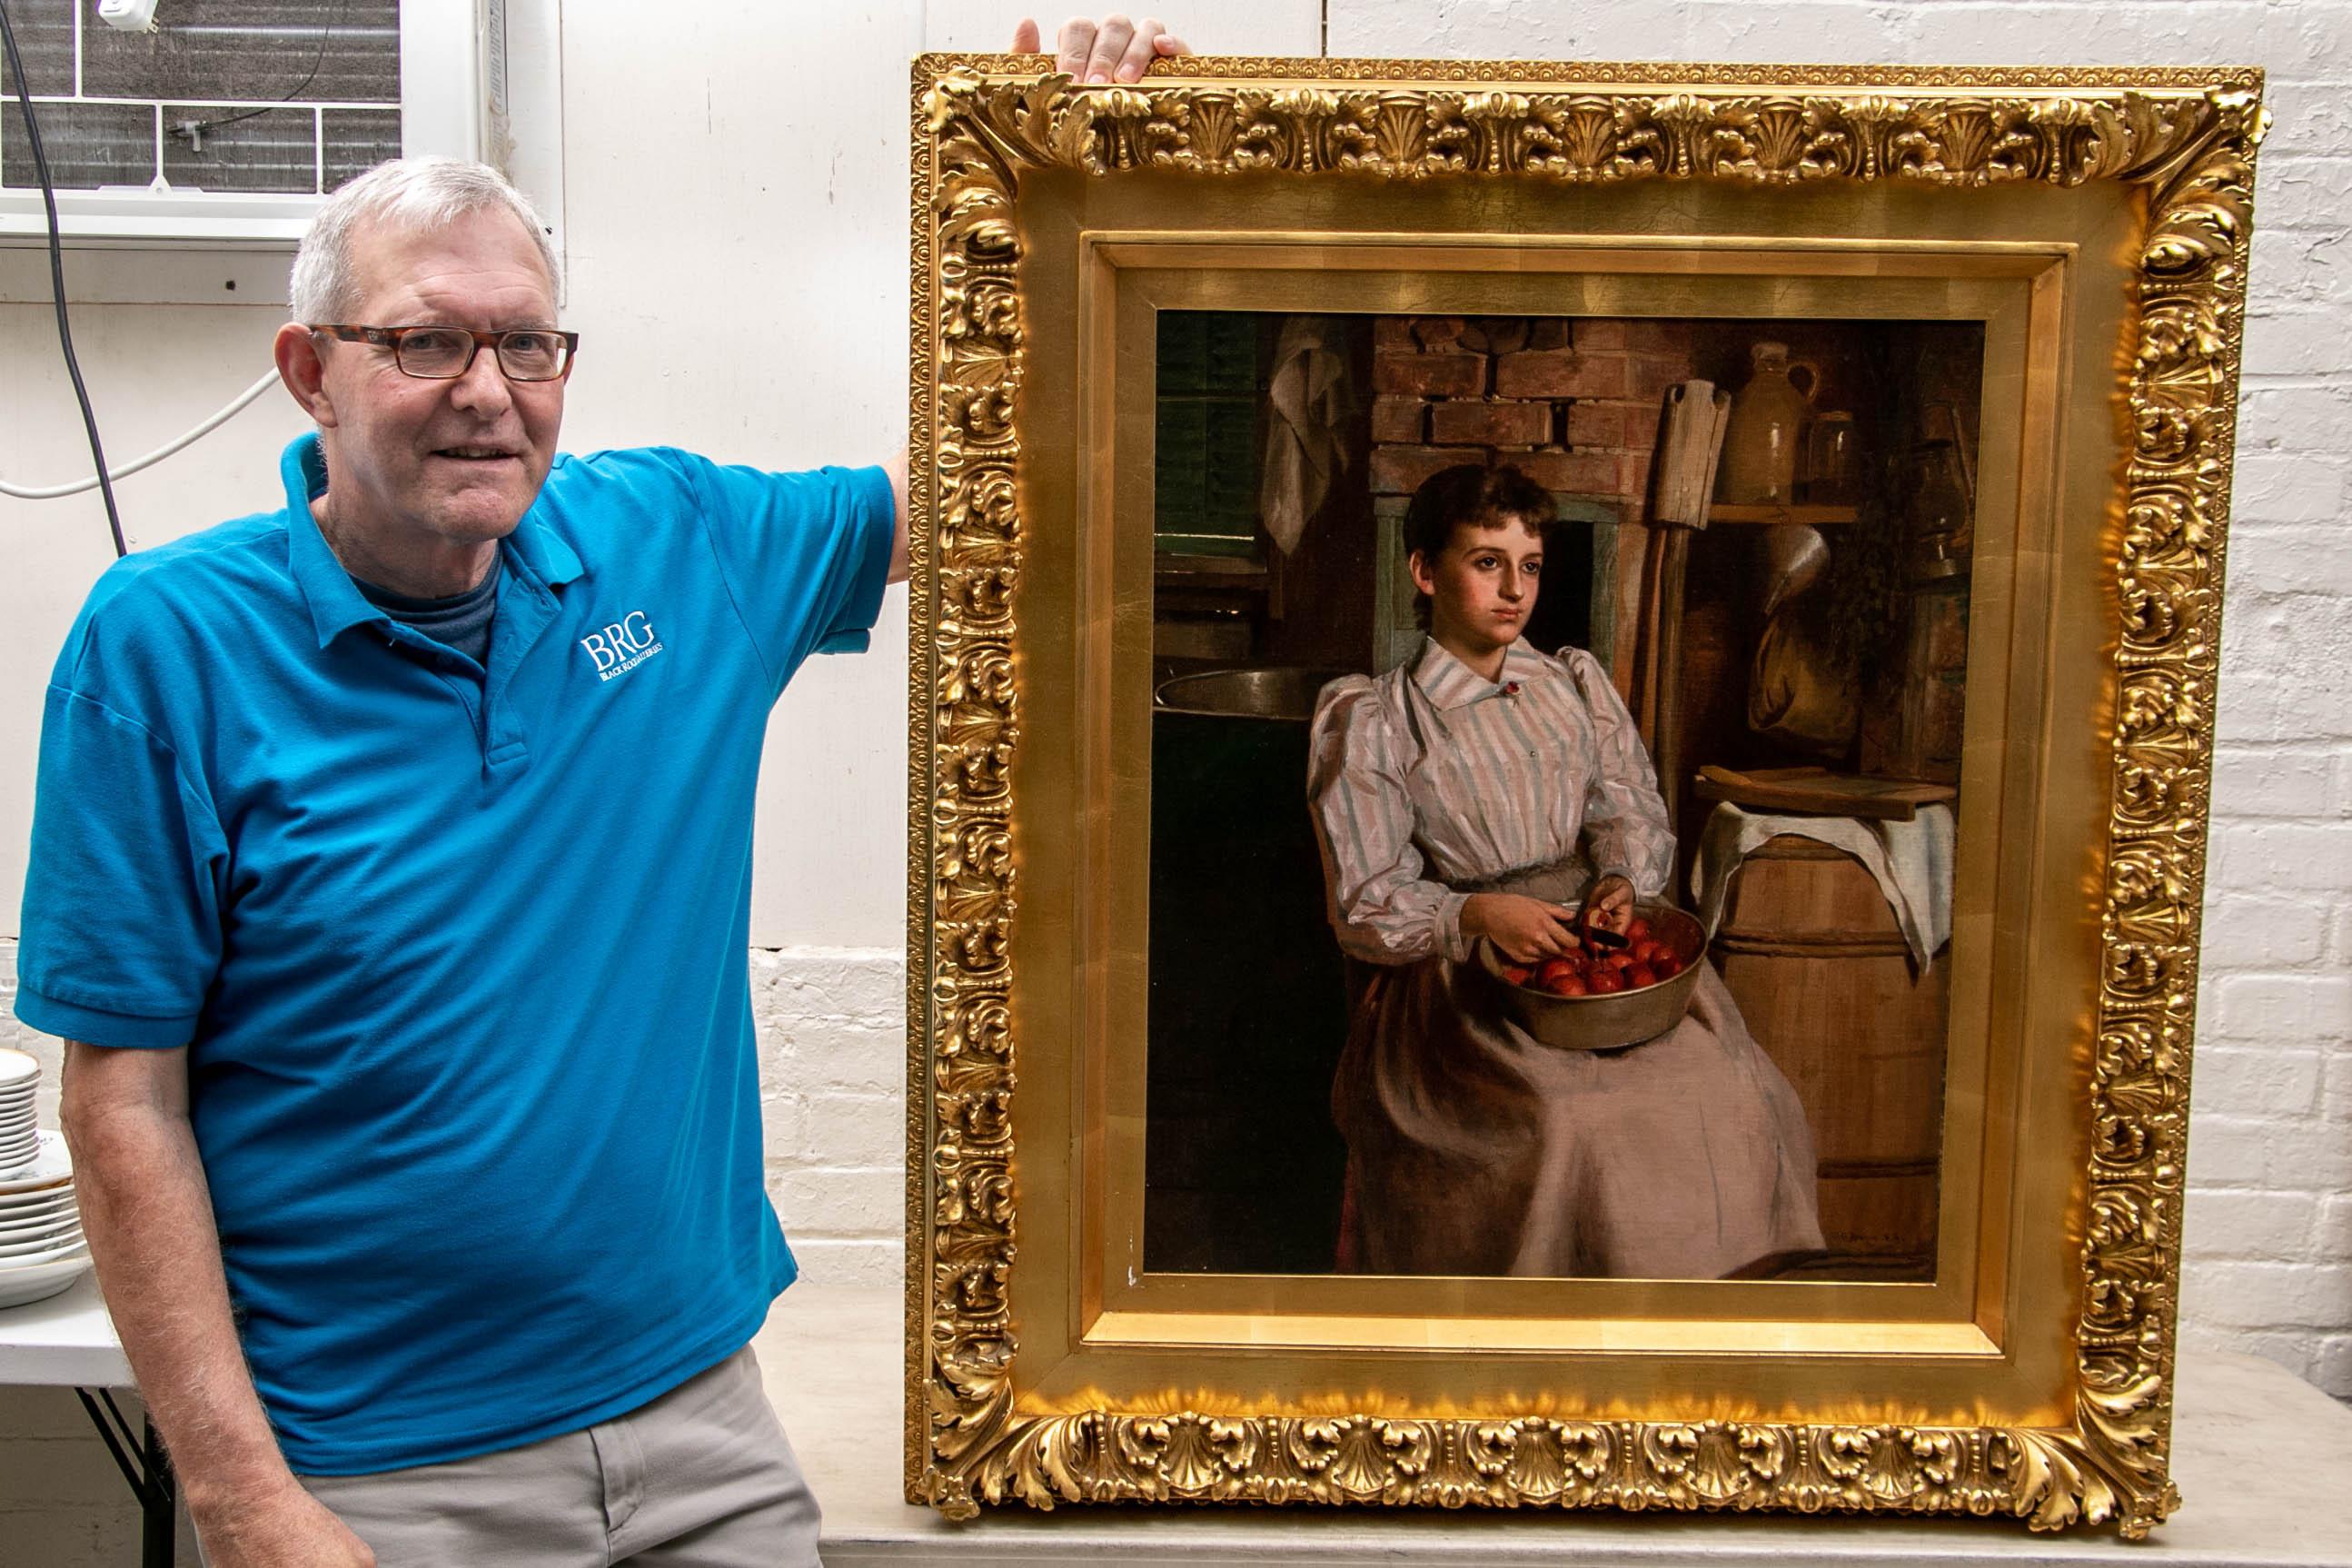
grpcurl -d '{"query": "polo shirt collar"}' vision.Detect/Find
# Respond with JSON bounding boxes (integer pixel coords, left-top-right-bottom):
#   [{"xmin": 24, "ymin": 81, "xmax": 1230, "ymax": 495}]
[
  {"xmin": 279, "ymin": 433, "xmax": 586, "ymax": 650},
  {"xmin": 1410, "ymin": 635, "xmax": 1554, "ymax": 710},
  {"xmin": 502, "ymin": 489, "xmax": 585, "ymax": 595}
]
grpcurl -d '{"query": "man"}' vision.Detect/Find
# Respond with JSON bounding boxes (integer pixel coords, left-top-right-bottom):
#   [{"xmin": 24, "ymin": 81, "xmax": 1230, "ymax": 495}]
[{"xmin": 15, "ymin": 17, "xmax": 1184, "ymax": 1567}]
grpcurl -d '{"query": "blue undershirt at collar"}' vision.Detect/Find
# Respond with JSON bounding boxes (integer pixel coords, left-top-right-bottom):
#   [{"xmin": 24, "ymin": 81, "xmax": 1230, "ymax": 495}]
[
  {"xmin": 279, "ymin": 433, "xmax": 583, "ymax": 652},
  {"xmin": 352, "ymin": 561, "xmax": 502, "ymax": 670}
]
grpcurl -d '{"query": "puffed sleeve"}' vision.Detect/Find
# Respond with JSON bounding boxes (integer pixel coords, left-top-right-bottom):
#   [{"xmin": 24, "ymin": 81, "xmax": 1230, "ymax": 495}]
[
  {"xmin": 1560, "ymin": 648, "xmax": 1675, "ymax": 898},
  {"xmin": 1305, "ymin": 676, "xmax": 1469, "ymax": 965}
]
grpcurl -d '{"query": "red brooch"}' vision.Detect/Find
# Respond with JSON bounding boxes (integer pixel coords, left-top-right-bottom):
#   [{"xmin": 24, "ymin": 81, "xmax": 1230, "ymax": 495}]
[{"xmin": 1503, "ymin": 681, "xmax": 1522, "ymax": 696}]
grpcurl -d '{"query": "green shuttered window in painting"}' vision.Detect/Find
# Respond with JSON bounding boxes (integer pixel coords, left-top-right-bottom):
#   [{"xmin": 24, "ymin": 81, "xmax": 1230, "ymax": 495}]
[{"xmin": 1156, "ymin": 312, "xmax": 1265, "ymax": 559}]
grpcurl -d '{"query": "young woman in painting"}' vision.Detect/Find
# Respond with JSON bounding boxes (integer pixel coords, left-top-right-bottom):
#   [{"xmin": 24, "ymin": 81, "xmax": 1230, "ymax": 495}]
[{"xmin": 1307, "ymin": 463, "xmax": 1823, "ymax": 1278}]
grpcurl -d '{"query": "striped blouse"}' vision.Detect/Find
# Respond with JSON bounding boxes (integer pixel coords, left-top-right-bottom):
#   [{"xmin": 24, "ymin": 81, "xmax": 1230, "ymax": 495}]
[{"xmin": 1306, "ymin": 637, "xmax": 1675, "ymax": 967}]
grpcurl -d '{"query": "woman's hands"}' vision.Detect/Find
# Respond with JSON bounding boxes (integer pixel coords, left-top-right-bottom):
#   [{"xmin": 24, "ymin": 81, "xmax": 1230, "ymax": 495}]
[
  {"xmin": 1465, "ymin": 878, "xmax": 1638, "ymax": 963},
  {"xmin": 1462, "ymin": 893, "xmax": 1583, "ymax": 964},
  {"xmin": 1582, "ymin": 874, "xmax": 1636, "ymax": 935}
]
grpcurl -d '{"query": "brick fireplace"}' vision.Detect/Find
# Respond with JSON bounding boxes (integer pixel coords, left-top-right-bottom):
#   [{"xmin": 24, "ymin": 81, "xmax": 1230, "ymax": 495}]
[
  {"xmin": 1363, "ymin": 315, "xmax": 1704, "ymax": 682},
  {"xmin": 1367, "ymin": 314, "xmax": 1700, "ymax": 501}
]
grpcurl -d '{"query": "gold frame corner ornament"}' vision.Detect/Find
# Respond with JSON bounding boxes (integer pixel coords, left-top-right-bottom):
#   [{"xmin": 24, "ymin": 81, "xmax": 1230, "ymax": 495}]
[{"xmin": 907, "ymin": 58, "xmax": 2264, "ymax": 1536}]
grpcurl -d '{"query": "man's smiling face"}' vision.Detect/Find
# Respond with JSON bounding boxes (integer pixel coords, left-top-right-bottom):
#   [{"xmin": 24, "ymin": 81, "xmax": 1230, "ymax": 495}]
[{"xmin": 310, "ymin": 206, "xmax": 565, "ymax": 555}]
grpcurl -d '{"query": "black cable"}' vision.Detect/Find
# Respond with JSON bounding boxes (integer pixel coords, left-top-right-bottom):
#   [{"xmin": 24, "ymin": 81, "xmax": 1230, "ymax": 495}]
[
  {"xmin": 171, "ymin": 0, "xmax": 343, "ymax": 148},
  {"xmin": 0, "ymin": 0, "xmax": 127, "ymax": 558}
]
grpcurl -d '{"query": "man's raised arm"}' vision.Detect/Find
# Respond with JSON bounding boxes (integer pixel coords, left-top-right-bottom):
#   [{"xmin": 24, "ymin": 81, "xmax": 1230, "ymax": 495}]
[
  {"xmin": 885, "ymin": 447, "xmax": 910, "ymax": 585},
  {"xmin": 879, "ymin": 17, "xmax": 1188, "ymax": 587},
  {"xmin": 62, "ymin": 1042, "xmax": 374, "ymax": 1568}
]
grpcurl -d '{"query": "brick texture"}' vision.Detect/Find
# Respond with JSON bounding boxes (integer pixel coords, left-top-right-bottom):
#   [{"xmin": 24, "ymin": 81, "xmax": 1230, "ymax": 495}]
[
  {"xmin": 1372, "ymin": 348, "xmax": 1485, "ymax": 397},
  {"xmin": 1508, "ymin": 447, "xmax": 1630, "ymax": 496},
  {"xmin": 1494, "ymin": 347, "xmax": 1628, "ymax": 399},
  {"xmin": 1375, "ymin": 332, "xmax": 1676, "ymax": 512},
  {"xmin": 1627, "ymin": 352, "xmax": 1694, "ymax": 402},
  {"xmin": 1369, "ymin": 395, "xmax": 1427, "ymax": 444},
  {"xmin": 1429, "ymin": 398, "xmax": 1553, "ymax": 446},
  {"xmin": 1371, "ymin": 442, "xmax": 1484, "ymax": 495},
  {"xmin": 1568, "ymin": 400, "xmax": 1656, "ymax": 449}
]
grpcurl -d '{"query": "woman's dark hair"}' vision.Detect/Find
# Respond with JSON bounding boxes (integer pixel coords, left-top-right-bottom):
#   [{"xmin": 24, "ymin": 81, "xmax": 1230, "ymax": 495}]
[{"xmin": 1403, "ymin": 462, "xmax": 1557, "ymax": 625}]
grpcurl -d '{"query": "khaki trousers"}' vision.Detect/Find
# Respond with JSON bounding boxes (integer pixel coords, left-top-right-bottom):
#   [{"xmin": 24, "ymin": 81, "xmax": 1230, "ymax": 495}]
[{"xmin": 283, "ymin": 1346, "xmax": 820, "ymax": 1567}]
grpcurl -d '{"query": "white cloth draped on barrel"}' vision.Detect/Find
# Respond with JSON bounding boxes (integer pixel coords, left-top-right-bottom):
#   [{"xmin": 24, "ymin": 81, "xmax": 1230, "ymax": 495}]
[
  {"xmin": 1690, "ymin": 800, "xmax": 1957, "ymax": 970},
  {"xmin": 1307, "ymin": 639, "xmax": 1823, "ymax": 1279}
]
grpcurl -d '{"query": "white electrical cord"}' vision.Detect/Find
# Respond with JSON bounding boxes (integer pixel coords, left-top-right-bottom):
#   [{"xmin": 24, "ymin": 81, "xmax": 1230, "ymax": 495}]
[{"xmin": 0, "ymin": 368, "xmax": 282, "ymax": 501}]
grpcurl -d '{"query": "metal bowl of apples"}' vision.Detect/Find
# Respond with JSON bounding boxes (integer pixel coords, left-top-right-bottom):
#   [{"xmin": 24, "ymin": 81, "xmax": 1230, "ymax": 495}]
[{"xmin": 1474, "ymin": 903, "xmax": 1707, "ymax": 1051}]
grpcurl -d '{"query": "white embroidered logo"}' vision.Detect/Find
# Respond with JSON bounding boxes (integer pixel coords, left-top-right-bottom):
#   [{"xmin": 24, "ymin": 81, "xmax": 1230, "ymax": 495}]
[{"xmin": 580, "ymin": 610, "xmax": 664, "ymax": 682}]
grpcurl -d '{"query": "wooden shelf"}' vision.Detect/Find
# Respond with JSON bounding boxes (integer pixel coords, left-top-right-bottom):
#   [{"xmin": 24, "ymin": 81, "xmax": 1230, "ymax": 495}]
[
  {"xmin": 1707, "ymin": 503, "xmax": 1862, "ymax": 526},
  {"xmin": 1155, "ymin": 552, "xmax": 1268, "ymax": 589}
]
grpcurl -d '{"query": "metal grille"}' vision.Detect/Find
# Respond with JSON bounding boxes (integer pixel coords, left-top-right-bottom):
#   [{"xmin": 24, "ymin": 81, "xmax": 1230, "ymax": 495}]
[{"xmin": 0, "ymin": 0, "xmax": 402, "ymax": 196}]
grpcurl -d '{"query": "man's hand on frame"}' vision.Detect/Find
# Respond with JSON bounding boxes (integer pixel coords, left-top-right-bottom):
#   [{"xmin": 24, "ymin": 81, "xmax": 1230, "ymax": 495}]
[{"xmin": 1010, "ymin": 15, "xmax": 1192, "ymax": 84}]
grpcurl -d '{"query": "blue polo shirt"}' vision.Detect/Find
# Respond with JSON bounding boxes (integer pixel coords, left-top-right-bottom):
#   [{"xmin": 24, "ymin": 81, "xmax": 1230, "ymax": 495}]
[{"xmin": 15, "ymin": 433, "xmax": 894, "ymax": 1474}]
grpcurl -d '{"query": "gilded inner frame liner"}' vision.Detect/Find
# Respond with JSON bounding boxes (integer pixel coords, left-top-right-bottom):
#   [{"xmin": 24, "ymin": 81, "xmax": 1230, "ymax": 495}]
[{"xmin": 908, "ymin": 58, "xmax": 2264, "ymax": 1534}]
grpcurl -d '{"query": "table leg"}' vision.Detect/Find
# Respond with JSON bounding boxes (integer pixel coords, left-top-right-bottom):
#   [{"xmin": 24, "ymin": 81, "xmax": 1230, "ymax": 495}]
[
  {"xmin": 143, "ymin": 1417, "xmax": 176, "ymax": 1568},
  {"xmin": 72, "ymin": 1388, "xmax": 174, "ymax": 1567}
]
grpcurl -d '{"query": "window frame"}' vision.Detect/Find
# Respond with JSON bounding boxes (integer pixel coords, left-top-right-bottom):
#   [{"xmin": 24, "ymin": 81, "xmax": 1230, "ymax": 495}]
[{"xmin": 0, "ymin": 0, "xmax": 552, "ymax": 250}]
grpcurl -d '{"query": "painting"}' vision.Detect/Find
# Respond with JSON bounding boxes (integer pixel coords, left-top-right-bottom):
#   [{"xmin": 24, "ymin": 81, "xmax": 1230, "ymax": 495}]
[
  {"xmin": 908, "ymin": 55, "xmax": 2262, "ymax": 1534},
  {"xmin": 1146, "ymin": 308, "xmax": 1983, "ymax": 1286}
]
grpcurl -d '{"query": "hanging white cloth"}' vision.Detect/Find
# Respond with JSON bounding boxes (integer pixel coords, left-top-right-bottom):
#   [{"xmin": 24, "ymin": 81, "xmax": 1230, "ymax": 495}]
[{"xmin": 1259, "ymin": 314, "xmax": 1354, "ymax": 556}]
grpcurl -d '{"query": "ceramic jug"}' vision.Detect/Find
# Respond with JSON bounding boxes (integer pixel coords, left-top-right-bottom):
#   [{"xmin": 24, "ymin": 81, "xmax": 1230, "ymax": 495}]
[{"xmin": 1715, "ymin": 341, "xmax": 1817, "ymax": 506}]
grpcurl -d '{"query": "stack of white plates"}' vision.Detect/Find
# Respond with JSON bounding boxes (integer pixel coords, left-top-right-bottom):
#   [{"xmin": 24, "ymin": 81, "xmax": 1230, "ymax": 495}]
[
  {"xmin": 0, "ymin": 1050, "xmax": 89, "ymax": 1311},
  {"xmin": 0, "ymin": 1048, "xmax": 36, "ymax": 1175}
]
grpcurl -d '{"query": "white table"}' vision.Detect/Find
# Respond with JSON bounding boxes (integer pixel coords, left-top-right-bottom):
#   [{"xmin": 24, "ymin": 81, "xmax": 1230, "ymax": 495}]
[
  {"xmin": 16, "ymin": 1277, "xmax": 2351, "ymax": 1568},
  {"xmin": 0, "ymin": 1271, "xmax": 176, "ymax": 1567},
  {"xmin": 760, "ymin": 1287, "xmax": 2352, "ymax": 1568}
]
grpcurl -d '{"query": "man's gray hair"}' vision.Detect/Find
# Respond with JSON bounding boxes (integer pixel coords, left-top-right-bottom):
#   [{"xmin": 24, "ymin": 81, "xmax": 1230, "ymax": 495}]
[{"xmin": 290, "ymin": 157, "xmax": 560, "ymax": 323}]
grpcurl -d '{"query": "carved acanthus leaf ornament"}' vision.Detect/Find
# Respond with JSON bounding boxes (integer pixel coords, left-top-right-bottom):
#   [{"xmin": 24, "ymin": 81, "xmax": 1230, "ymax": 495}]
[{"xmin": 909, "ymin": 61, "xmax": 2263, "ymax": 1536}]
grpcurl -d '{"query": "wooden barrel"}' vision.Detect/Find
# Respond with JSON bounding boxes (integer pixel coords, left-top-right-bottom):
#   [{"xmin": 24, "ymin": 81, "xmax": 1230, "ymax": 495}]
[{"xmin": 1707, "ymin": 835, "xmax": 1948, "ymax": 1277}]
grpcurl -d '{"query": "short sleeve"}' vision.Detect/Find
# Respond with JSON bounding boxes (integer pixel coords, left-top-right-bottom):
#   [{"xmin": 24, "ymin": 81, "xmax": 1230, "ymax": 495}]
[
  {"xmin": 15, "ymin": 686, "xmax": 228, "ymax": 1047},
  {"xmin": 680, "ymin": 455, "xmax": 896, "ymax": 690}
]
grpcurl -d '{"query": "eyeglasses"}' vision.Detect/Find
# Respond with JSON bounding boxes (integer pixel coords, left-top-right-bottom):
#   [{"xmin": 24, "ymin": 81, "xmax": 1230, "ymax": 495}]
[{"xmin": 310, "ymin": 324, "xmax": 581, "ymax": 382}]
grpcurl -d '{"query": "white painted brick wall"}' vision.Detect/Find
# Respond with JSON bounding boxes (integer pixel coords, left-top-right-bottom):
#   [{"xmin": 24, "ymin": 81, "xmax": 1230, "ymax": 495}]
[
  {"xmin": 2168, "ymin": 28, "xmax": 2352, "ymax": 1396},
  {"xmin": 748, "ymin": 945, "xmax": 909, "ymax": 1287}
]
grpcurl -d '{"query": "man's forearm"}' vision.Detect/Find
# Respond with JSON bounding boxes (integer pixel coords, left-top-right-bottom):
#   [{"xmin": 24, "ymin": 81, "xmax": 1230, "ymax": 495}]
[
  {"xmin": 63, "ymin": 1058, "xmax": 300, "ymax": 1515},
  {"xmin": 885, "ymin": 446, "xmax": 909, "ymax": 584}
]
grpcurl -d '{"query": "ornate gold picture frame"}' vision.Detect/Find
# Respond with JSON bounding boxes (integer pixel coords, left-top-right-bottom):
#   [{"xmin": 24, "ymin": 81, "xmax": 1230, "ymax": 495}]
[{"xmin": 907, "ymin": 56, "xmax": 2263, "ymax": 1536}]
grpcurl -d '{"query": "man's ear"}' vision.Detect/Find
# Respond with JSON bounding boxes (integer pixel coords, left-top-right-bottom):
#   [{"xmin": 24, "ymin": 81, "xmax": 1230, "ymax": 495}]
[
  {"xmin": 273, "ymin": 323, "xmax": 339, "ymax": 428},
  {"xmin": 1408, "ymin": 549, "xmax": 1437, "ymax": 599}
]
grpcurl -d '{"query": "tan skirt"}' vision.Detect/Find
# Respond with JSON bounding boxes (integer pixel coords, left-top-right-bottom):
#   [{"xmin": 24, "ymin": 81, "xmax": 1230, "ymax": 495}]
[{"xmin": 1333, "ymin": 877, "xmax": 1822, "ymax": 1279}]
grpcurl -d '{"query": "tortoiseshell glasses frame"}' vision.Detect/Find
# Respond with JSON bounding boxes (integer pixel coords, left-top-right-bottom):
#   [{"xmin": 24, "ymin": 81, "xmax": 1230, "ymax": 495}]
[{"xmin": 309, "ymin": 324, "xmax": 581, "ymax": 382}]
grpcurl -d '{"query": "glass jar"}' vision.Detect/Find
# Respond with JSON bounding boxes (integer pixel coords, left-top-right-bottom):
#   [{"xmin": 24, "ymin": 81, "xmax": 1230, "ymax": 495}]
[{"xmin": 1801, "ymin": 411, "xmax": 1860, "ymax": 506}]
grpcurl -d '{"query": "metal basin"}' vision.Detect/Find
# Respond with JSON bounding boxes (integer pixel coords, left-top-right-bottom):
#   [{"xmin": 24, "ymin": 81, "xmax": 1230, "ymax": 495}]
[
  {"xmin": 1154, "ymin": 667, "xmax": 1351, "ymax": 722},
  {"xmin": 1476, "ymin": 904, "xmax": 1707, "ymax": 1051}
]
